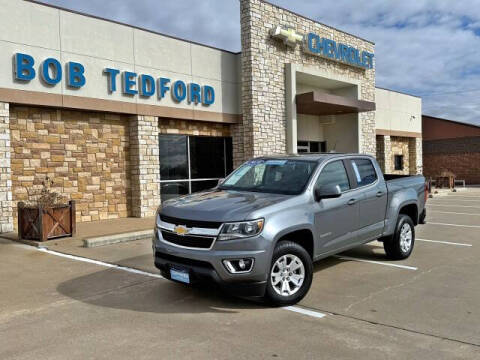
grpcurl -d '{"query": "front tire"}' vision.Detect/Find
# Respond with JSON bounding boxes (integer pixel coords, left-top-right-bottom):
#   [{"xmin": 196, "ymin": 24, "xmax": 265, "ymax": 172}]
[
  {"xmin": 384, "ymin": 214, "xmax": 415, "ymax": 260},
  {"xmin": 265, "ymin": 241, "xmax": 313, "ymax": 306}
]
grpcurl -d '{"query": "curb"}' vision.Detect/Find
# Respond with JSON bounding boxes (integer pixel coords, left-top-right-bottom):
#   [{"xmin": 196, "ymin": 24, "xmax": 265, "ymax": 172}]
[{"xmin": 83, "ymin": 229, "xmax": 153, "ymax": 248}]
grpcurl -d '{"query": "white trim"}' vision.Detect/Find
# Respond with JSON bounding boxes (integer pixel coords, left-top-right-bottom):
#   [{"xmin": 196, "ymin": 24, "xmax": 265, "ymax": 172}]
[
  {"xmin": 416, "ymin": 238, "xmax": 472, "ymax": 247},
  {"xmin": 334, "ymin": 255, "xmax": 418, "ymax": 270},
  {"xmin": 427, "ymin": 204, "xmax": 480, "ymax": 209}
]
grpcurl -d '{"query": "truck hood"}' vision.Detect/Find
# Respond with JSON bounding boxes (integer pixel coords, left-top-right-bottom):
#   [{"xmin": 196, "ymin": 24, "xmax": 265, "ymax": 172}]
[{"xmin": 160, "ymin": 189, "xmax": 291, "ymax": 223}]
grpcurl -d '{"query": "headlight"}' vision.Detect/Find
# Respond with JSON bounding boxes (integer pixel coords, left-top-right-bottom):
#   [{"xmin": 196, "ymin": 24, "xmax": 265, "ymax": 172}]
[{"xmin": 218, "ymin": 219, "xmax": 264, "ymax": 241}]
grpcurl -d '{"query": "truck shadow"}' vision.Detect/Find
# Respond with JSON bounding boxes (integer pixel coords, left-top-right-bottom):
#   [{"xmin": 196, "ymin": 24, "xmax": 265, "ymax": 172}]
[{"xmin": 56, "ymin": 261, "xmax": 267, "ymax": 315}]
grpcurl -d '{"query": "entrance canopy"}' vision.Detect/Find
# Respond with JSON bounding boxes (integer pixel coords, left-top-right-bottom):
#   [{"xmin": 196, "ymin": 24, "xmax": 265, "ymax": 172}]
[{"xmin": 296, "ymin": 91, "xmax": 376, "ymax": 116}]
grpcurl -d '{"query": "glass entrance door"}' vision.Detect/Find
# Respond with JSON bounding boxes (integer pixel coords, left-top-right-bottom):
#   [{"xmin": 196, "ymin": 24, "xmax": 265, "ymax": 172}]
[{"xmin": 159, "ymin": 134, "xmax": 233, "ymax": 201}]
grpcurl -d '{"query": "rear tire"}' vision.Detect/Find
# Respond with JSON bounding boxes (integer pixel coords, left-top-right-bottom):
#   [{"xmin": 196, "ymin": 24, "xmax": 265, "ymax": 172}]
[
  {"xmin": 384, "ymin": 214, "xmax": 415, "ymax": 260},
  {"xmin": 265, "ymin": 241, "xmax": 313, "ymax": 306}
]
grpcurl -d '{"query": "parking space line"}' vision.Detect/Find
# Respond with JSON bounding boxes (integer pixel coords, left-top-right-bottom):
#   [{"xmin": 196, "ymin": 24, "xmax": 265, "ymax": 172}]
[
  {"xmin": 283, "ymin": 306, "xmax": 326, "ymax": 319},
  {"xmin": 334, "ymin": 255, "xmax": 418, "ymax": 270},
  {"xmin": 426, "ymin": 222, "xmax": 480, "ymax": 229},
  {"xmin": 428, "ymin": 210, "xmax": 480, "ymax": 216},
  {"xmin": 416, "ymin": 238, "xmax": 472, "ymax": 247},
  {"xmin": 37, "ymin": 248, "xmax": 165, "ymax": 279},
  {"xmin": 428, "ymin": 204, "xmax": 480, "ymax": 209},
  {"xmin": 430, "ymin": 199, "xmax": 480, "ymax": 202}
]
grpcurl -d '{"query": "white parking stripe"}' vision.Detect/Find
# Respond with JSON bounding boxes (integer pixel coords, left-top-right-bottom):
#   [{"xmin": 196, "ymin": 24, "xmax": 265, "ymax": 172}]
[
  {"xmin": 428, "ymin": 204, "xmax": 480, "ymax": 209},
  {"xmin": 426, "ymin": 222, "xmax": 480, "ymax": 229},
  {"xmin": 416, "ymin": 238, "xmax": 472, "ymax": 247},
  {"xmin": 37, "ymin": 247, "xmax": 328, "ymax": 319},
  {"xmin": 283, "ymin": 306, "xmax": 326, "ymax": 319},
  {"xmin": 334, "ymin": 255, "xmax": 418, "ymax": 270},
  {"xmin": 430, "ymin": 199, "xmax": 480, "ymax": 202},
  {"xmin": 37, "ymin": 248, "xmax": 165, "ymax": 279},
  {"xmin": 428, "ymin": 210, "xmax": 480, "ymax": 216}
]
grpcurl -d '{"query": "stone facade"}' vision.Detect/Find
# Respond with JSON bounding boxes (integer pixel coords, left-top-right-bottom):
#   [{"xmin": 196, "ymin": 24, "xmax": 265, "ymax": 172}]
[
  {"xmin": 238, "ymin": 0, "xmax": 376, "ymax": 163},
  {"xmin": 376, "ymin": 134, "xmax": 422, "ymax": 175},
  {"xmin": 158, "ymin": 118, "xmax": 231, "ymax": 137},
  {"xmin": 129, "ymin": 115, "xmax": 160, "ymax": 218},
  {"xmin": 0, "ymin": 102, "xmax": 13, "ymax": 233},
  {"xmin": 9, "ymin": 106, "xmax": 131, "ymax": 225}
]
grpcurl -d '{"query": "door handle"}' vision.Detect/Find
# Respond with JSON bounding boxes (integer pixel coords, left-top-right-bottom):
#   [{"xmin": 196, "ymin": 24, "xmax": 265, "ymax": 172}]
[
  {"xmin": 347, "ymin": 199, "xmax": 357, "ymax": 205},
  {"xmin": 376, "ymin": 191, "xmax": 384, "ymax": 197}
]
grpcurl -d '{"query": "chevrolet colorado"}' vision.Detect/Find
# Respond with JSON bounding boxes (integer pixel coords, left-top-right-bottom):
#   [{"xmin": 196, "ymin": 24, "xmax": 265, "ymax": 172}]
[{"xmin": 153, "ymin": 153, "xmax": 427, "ymax": 305}]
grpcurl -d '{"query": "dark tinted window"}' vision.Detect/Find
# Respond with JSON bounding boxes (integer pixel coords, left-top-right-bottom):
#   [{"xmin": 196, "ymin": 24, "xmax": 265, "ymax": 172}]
[
  {"xmin": 190, "ymin": 136, "xmax": 226, "ymax": 179},
  {"xmin": 394, "ymin": 155, "xmax": 404, "ymax": 171},
  {"xmin": 159, "ymin": 135, "xmax": 188, "ymax": 180},
  {"xmin": 191, "ymin": 180, "xmax": 218, "ymax": 193},
  {"xmin": 316, "ymin": 160, "xmax": 350, "ymax": 192},
  {"xmin": 160, "ymin": 182, "xmax": 189, "ymax": 202},
  {"xmin": 351, "ymin": 159, "xmax": 377, "ymax": 186}
]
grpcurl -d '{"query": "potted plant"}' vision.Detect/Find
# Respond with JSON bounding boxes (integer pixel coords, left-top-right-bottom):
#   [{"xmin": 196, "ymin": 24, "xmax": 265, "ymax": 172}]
[{"xmin": 17, "ymin": 177, "xmax": 76, "ymax": 241}]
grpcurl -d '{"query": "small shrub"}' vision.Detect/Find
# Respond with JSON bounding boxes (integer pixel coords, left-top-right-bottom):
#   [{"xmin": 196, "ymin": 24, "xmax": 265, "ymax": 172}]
[{"xmin": 24, "ymin": 176, "xmax": 67, "ymax": 208}]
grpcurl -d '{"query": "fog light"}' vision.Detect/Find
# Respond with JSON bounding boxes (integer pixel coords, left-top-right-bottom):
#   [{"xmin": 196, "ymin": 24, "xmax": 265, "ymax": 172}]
[{"xmin": 223, "ymin": 258, "xmax": 254, "ymax": 274}]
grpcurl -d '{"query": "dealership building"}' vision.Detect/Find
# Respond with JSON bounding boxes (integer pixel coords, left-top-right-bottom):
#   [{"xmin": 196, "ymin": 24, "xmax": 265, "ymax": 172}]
[{"xmin": 0, "ymin": 0, "xmax": 422, "ymax": 233}]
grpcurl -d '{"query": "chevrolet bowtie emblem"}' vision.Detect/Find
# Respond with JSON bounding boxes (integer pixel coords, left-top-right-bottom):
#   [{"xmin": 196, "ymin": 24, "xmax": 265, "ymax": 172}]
[
  {"xmin": 173, "ymin": 225, "xmax": 190, "ymax": 236},
  {"xmin": 270, "ymin": 25, "xmax": 304, "ymax": 47}
]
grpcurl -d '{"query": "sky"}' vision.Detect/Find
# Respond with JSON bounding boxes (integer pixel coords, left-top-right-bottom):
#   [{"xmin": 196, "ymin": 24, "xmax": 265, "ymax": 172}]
[{"xmin": 38, "ymin": 0, "xmax": 480, "ymax": 126}]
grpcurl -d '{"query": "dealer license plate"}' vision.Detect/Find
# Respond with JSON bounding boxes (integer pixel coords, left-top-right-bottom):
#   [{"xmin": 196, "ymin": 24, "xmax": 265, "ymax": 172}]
[{"xmin": 170, "ymin": 268, "xmax": 190, "ymax": 284}]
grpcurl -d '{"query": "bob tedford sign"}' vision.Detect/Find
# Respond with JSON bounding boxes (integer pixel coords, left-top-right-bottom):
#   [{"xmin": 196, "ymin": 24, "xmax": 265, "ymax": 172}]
[
  {"xmin": 270, "ymin": 26, "xmax": 374, "ymax": 70},
  {"xmin": 12, "ymin": 52, "xmax": 216, "ymax": 106}
]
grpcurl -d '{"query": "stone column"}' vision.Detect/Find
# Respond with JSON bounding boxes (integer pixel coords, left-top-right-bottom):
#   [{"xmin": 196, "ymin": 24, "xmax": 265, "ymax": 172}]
[
  {"xmin": 409, "ymin": 137, "xmax": 423, "ymax": 175},
  {"xmin": 129, "ymin": 115, "xmax": 160, "ymax": 217},
  {"xmin": 0, "ymin": 102, "xmax": 13, "ymax": 233},
  {"xmin": 376, "ymin": 135, "xmax": 392, "ymax": 173}
]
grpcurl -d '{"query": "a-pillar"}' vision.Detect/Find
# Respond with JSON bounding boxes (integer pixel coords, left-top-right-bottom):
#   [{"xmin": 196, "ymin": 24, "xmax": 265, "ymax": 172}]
[
  {"xmin": 0, "ymin": 102, "xmax": 13, "ymax": 233},
  {"xmin": 129, "ymin": 115, "xmax": 160, "ymax": 217}
]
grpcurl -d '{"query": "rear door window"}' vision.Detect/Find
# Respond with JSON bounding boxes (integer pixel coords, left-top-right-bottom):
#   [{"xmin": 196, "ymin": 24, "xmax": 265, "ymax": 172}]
[{"xmin": 351, "ymin": 159, "xmax": 377, "ymax": 187}]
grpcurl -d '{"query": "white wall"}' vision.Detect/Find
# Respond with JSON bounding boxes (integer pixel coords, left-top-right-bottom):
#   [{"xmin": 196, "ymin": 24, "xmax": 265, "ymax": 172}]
[
  {"xmin": 323, "ymin": 114, "xmax": 359, "ymax": 153},
  {"xmin": 0, "ymin": 0, "xmax": 241, "ymax": 115},
  {"xmin": 375, "ymin": 88, "xmax": 422, "ymax": 134}
]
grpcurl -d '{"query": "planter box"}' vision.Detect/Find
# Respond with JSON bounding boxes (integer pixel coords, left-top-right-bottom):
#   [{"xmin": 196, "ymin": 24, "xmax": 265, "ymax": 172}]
[{"xmin": 18, "ymin": 201, "xmax": 76, "ymax": 241}]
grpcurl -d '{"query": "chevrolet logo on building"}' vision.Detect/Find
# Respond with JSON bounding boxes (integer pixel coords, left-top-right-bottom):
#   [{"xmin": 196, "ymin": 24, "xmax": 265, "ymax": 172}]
[
  {"xmin": 173, "ymin": 225, "xmax": 190, "ymax": 236},
  {"xmin": 270, "ymin": 25, "xmax": 304, "ymax": 47}
]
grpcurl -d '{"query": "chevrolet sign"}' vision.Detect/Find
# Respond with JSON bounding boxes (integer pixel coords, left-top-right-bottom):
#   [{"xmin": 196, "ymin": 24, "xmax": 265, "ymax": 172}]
[
  {"xmin": 270, "ymin": 26, "xmax": 374, "ymax": 70},
  {"xmin": 173, "ymin": 225, "xmax": 190, "ymax": 236}
]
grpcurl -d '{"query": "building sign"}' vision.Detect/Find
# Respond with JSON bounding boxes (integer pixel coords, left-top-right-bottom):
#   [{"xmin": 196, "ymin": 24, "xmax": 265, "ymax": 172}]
[
  {"xmin": 270, "ymin": 26, "xmax": 374, "ymax": 70},
  {"xmin": 13, "ymin": 52, "xmax": 215, "ymax": 105}
]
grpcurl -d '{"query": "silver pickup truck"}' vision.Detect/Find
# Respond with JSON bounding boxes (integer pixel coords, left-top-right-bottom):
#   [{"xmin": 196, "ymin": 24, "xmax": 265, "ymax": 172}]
[{"xmin": 153, "ymin": 153, "xmax": 427, "ymax": 305}]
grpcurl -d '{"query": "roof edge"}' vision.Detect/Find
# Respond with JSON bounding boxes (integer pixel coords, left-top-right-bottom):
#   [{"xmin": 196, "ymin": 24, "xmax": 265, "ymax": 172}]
[
  {"xmin": 258, "ymin": 0, "xmax": 375, "ymax": 45},
  {"xmin": 24, "ymin": 0, "xmax": 242, "ymax": 55},
  {"xmin": 376, "ymin": 87, "xmax": 422, "ymax": 99},
  {"xmin": 422, "ymin": 114, "xmax": 480, "ymax": 128}
]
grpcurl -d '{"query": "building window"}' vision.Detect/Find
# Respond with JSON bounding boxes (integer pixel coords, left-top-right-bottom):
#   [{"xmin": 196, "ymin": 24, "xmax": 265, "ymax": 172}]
[
  {"xmin": 297, "ymin": 141, "xmax": 326, "ymax": 153},
  {"xmin": 394, "ymin": 155, "xmax": 404, "ymax": 171},
  {"xmin": 159, "ymin": 134, "xmax": 233, "ymax": 201}
]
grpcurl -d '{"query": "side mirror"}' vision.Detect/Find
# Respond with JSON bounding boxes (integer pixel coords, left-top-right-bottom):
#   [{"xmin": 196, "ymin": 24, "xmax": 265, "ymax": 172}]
[
  {"xmin": 314, "ymin": 184, "xmax": 342, "ymax": 201},
  {"xmin": 217, "ymin": 178, "xmax": 225, "ymax": 186}
]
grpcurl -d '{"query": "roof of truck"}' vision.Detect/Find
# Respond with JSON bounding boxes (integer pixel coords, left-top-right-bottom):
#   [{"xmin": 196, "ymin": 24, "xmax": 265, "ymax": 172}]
[{"xmin": 255, "ymin": 153, "xmax": 373, "ymax": 162}]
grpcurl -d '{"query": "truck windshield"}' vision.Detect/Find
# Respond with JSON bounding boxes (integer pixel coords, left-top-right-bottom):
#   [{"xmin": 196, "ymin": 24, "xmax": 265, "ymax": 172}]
[{"xmin": 219, "ymin": 159, "xmax": 317, "ymax": 195}]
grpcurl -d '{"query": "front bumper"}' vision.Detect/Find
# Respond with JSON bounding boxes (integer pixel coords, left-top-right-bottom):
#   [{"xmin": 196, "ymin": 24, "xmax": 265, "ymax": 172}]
[{"xmin": 152, "ymin": 228, "xmax": 271, "ymax": 297}]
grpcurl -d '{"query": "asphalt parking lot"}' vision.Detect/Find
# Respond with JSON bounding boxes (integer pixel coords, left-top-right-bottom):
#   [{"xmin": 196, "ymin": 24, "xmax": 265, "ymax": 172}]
[{"xmin": 1, "ymin": 190, "xmax": 480, "ymax": 359}]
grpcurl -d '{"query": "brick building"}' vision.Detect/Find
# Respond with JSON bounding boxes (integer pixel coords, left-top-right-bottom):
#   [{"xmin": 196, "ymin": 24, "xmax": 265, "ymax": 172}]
[
  {"xmin": 423, "ymin": 115, "xmax": 480, "ymax": 185},
  {"xmin": 0, "ymin": 0, "xmax": 422, "ymax": 233}
]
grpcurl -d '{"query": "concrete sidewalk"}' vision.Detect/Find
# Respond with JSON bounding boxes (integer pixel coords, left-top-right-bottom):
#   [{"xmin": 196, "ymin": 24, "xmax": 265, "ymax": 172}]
[{"xmin": 0, "ymin": 216, "xmax": 155, "ymax": 247}]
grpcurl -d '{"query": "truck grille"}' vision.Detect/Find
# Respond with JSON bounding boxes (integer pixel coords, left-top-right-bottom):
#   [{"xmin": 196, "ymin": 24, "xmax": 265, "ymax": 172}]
[
  {"xmin": 160, "ymin": 230, "xmax": 215, "ymax": 249},
  {"xmin": 159, "ymin": 214, "xmax": 222, "ymax": 229}
]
